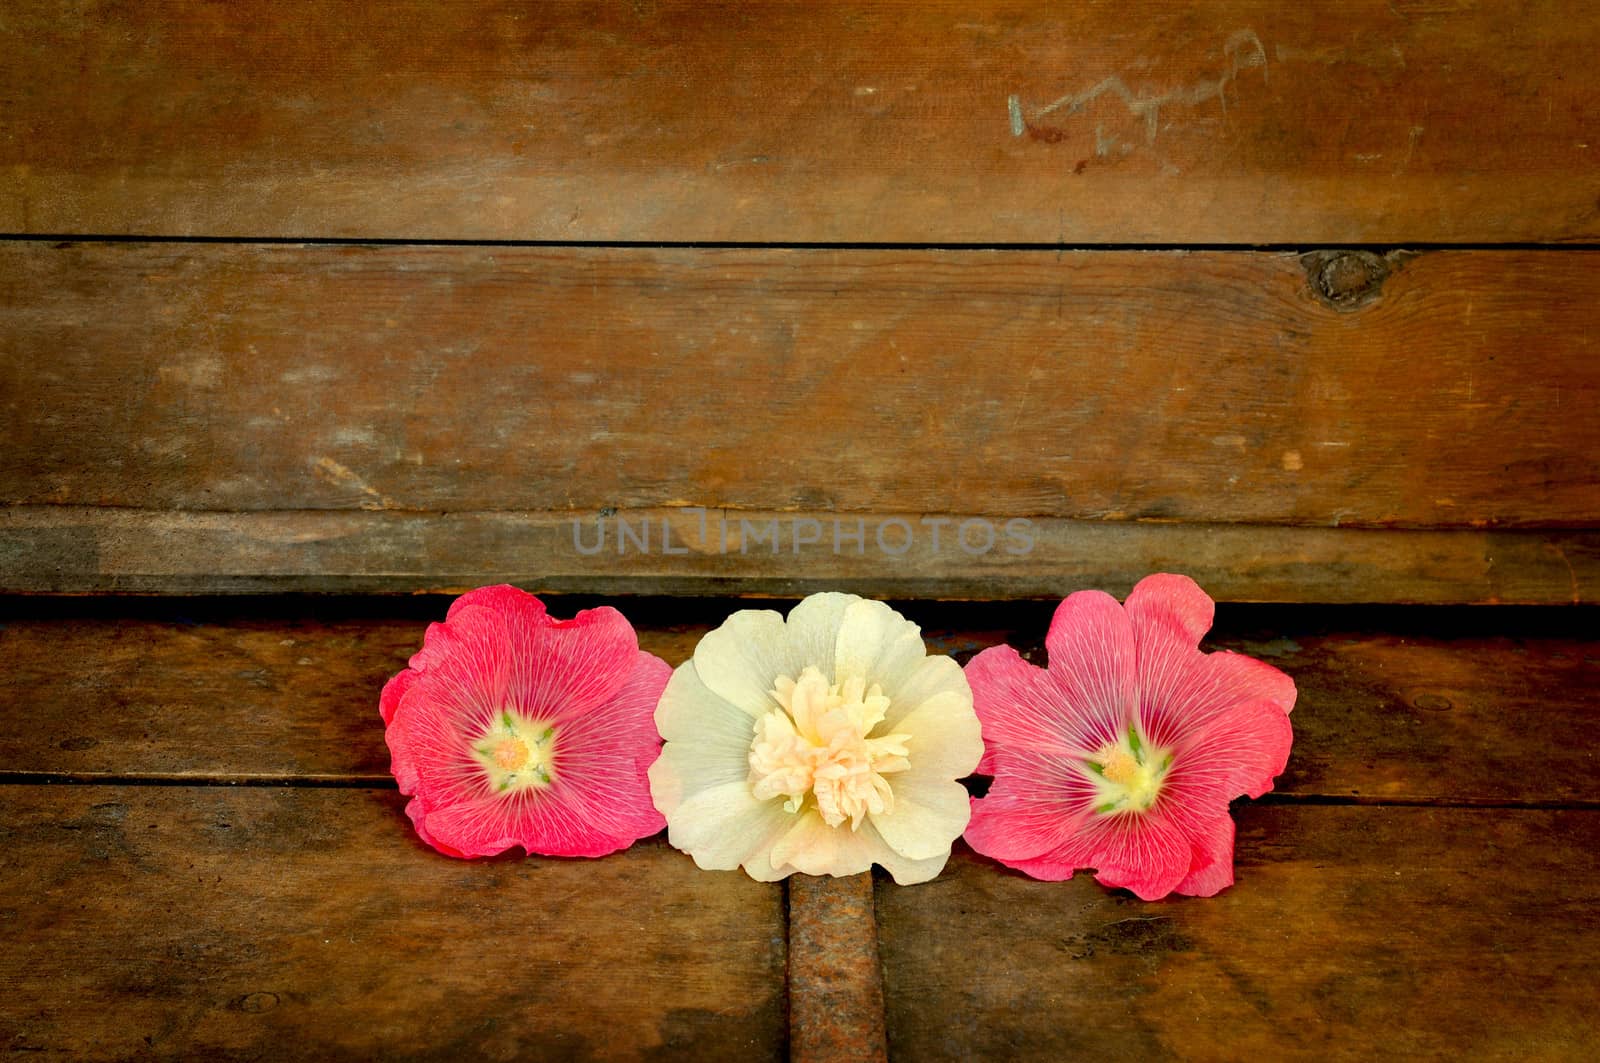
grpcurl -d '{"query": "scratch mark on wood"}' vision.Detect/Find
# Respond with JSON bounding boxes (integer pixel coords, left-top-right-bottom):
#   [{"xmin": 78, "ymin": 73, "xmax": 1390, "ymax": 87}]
[
  {"xmin": 1010, "ymin": 29, "xmax": 1267, "ymax": 144},
  {"xmin": 311, "ymin": 457, "xmax": 396, "ymax": 510}
]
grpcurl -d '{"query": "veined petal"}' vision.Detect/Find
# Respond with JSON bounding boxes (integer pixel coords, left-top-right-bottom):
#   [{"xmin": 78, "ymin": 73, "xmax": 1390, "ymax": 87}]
[
  {"xmin": 964, "ymin": 752, "xmax": 1099, "ymax": 863},
  {"xmin": 1014, "ymin": 806, "xmax": 1194, "ymax": 900},
  {"xmin": 1163, "ymin": 696, "xmax": 1295, "ymax": 814},
  {"xmin": 1124, "ymin": 572, "xmax": 1214, "ymax": 647},
  {"xmin": 378, "ymin": 667, "xmax": 416, "ymax": 726},
  {"xmin": 870, "ymin": 775, "xmax": 973, "ymax": 861},
  {"xmin": 1133, "ymin": 625, "xmax": 1296, "ymax": 751},
  {"xmin": 445, "ymin": 583, "xmax": 551, "ymax": 624},
  {"xmin": 1042, "ymin": 590, "xmax": 1139, "ymax": 751},
  {"xmin": 1174, "ymin": 814, "xmax": 1236, "ymax": 897},
  {"xmin": 964, "ymin": 645, "xmax": 1085, "ymax": 776}
]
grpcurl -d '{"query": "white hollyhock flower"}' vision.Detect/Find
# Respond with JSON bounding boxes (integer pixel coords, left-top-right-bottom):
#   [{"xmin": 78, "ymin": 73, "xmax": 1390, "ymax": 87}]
[{"xmin": 649, "ymin": 592, "xmax": 983, "ymax": 884}]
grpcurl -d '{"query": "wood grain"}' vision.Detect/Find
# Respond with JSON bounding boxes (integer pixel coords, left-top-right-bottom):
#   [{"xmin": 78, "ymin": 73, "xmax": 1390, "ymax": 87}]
[
  {"xmin": 876, "ymin": 809, "xmax": 1600, "ymax": 1061},
  {"xmin": 1, "ymin": 602, "xmax": 1594, "ymax": 805},
  {"xmin": 0, "ymin": 786, "xmax": 785, "ymax": 1061},
  {"xmin": 3, "ymin": 507, "xmax": 1596, "ymax": 603},
  {"xmin": 3, "ymin": 2, "xmax": 1597, "ymax": 242},
  {"xmin": 4, "ymin": 244, "xmax": 1597, "ymax": 531}
]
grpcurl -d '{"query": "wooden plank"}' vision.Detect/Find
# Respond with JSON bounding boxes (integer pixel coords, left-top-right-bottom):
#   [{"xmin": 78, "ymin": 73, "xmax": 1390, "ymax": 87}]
[
  {"xmin": 875, "ymin": 808, "xmax": 1600, "ymax": 1061},
  {"xmin": 2, "ymin": 2, "xmax": 1597, "ymax": 242},
  {"xmin": 3, "ymin": 507, "xmax": 1597, "ymax": 603},
  {"xmin": 4, "ymin": 245, "xmax": 1597, "ymax": 530},
  {"xmin": 0, "ymin": 786, "xmax": 786, "ymax": 1060},
  {"xmin": 1, "ymin": 603, "xmax": 1594, "ymax": 805}
]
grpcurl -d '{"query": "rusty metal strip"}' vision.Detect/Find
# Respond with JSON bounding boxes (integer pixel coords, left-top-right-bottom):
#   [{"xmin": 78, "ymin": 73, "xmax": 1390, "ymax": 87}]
[{"xmin": 787, "ymin": 873, "xmax": 889, "ymax": 1063}]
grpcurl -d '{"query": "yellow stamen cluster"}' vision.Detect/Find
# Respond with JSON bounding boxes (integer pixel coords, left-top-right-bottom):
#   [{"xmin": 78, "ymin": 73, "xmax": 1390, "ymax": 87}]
[
  {"xmin": 1087, "ymin": 727, "xmax": 1170, "ymax": 814},
  {"xmin": 474, "ymin": 711, "xmax": 557, "ymax": 793}
]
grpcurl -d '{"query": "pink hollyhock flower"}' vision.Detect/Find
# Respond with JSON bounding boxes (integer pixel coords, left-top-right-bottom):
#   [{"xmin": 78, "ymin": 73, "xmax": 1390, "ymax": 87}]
[
  {"xmin": 380, "ymin": 585, "xmax": 669, "ymax": 858},
  {"xmin": 964, "ymin": 574, "xmax": 1295, "ymax": 899}
]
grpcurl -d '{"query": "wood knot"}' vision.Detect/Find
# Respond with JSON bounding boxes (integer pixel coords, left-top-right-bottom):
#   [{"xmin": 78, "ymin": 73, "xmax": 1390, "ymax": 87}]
[{"xmin": 1301, "ymin": 250, "xmax": 1394, "ymax": 311}]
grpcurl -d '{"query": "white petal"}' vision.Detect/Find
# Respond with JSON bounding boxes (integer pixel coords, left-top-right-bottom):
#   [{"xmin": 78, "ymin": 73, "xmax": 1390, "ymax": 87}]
[
  {"xmin": 880, "ymin": 654, "xmax": 972, "ymax": 730},
  {"xmin": 783, "ymin": 592, "xmax": 859, "ymax": 676},
  {"xmin": 768, "ymin": 808, "xmax": 878, "ymax": 878},
  {"xmin": 834, "ymin": 597, "xmax": 927, "ymax": 695},
  {"xmin": 650, "ymin": 735, "xmax": 752, "ymax": 814},
  {"xmin": 690, "ymin": 608, "xmax": 794, "ymax": 717},
  {"xmin": 661, "ymin": 779, "xmax": 793, "ymax": 873},
  {"xmin": 656, "ymin": 660, "xmax": 759, "ymax": 744},
  {"xmin": 871, "ymin": 775, "xmax": 973, "ymax": 861},
  {"xmin": 894, "ymin": 689, "xmax": 984, "ymax": 781},
  {"xmin": 768, "ymin": 813, "xmax": 953, "ymax": 885},
  {"xmin": 870, "ymin": 826, "xmax": 955, "ymax": 885}
]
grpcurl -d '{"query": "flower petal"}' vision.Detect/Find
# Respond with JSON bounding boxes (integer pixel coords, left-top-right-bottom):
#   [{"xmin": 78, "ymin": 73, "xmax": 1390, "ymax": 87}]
[
  {"xmin": 648, "ymin": 665, "xmax": 759, "ymax": 813},
  {"xmin": 1124, "ymin": 572, "xmax": 1214, "ymax": 647},
  {"xmin": 768, "ymin": 808, "xmax": 878, "ymax": 878},
  {"xmin": 690, "ymin": 608, "xmax": 794, "ymax": 717},
  {"xmin": 1164, "ymin": 696, "xmax": 1295, "ymax": 813},
  {"xmin": 964, "ymin": 645, "xmax": 1085, "ymax": 776},
  {"xmin": 444, "ymin": 583, "xmax": 551, "ymax": 624},
  {"xmin": 378, "ymin": 667, "xmax": 416, "ymax": 725},
  {"xmin": 541, "ymin": 649, "xmax": 670, "ymax": 841},
  {"xmin": 893, "ymin": 688, "xmax": 984, "ymax": 781},
  {"xmin": 784, "ymin": 591, "xmax": 860, "ymax": 677},
  {"xmin": 1175, "ymin": 814, "xmax": 1236, "ymax": 897},
  {"xmin": 833, "ymin": 596, "xmax": 927, "ymax": 695},
  {"xmin": 871, "ymin": 775, "xmax": 973, "ymax": 861},
  {"xmin": 1129, "ymin": 574, "xmax": 1297, "ymax": 751},
  {"xmin": 659, "ymin": 779, "xmax": 794, "ymax": 875},
  {"xmin": 880, "ymin": 653, "xmax": 972, "ymax": 732},
  {"xmin": 964, "ymin": 751, "xmax": 1099, "ymax": 863},
  {"xmin": 1013, "ymin": 807, "xmax": 1195, "ymax": 900},
  {"xmin": 1042, "ymin": 590, "xmax": 1139, "ymax": 751}
]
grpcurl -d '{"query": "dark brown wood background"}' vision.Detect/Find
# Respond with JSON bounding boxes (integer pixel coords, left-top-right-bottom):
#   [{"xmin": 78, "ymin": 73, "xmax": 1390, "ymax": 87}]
[{"xmin": 3, "ymin": 0, "xmax": 1598, "ymax": 601}]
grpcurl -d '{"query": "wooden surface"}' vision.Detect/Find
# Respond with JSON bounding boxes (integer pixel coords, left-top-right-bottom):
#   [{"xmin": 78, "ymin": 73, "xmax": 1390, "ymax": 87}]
[
  {"xmin": 3, "ymin": 2, "xmax": 1598, "ymax": 243},
  {"xmin": 4, "ymin": 242, "xmax": 1598, "ymax": 603},
  {"xmin": 877, "ymin": 808, "xmax": 1600, "ymax": 1061},
  {"xmin": 0, "ymin": 788, "xmax": 786, "ymax": 1061},
  {"xmin": 0, "ymin": 598, "xmax": 1595, "ymax": 1058},
  {"xmin": 5, "ymin": 244, "xmax": 1595, "ymax": 526},
  {"xmin": 4, "ymin": 507, "xmax": 1596, "ymax": 603}
]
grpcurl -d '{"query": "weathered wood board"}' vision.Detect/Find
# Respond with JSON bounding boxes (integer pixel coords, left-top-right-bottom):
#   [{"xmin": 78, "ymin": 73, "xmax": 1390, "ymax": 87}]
[
  {"xmin": 3, "ymin": 242, "xmax": 1597, "ymax": 600},
  {"xmin": 877, "ymin": 809, "xmax": 1600, "ymax": 1061},
  {"xmin": 5, "ymin": 244, "xmax": 1594, "ymax": 526},
  {"xmin": 3, "ymin": 507, "xmax": 1597, "ymax": 603},
  {"xmin": 3, "ymin": 2, "xmax": 1598, "ymax": 242},
  {"xmin": 0, "ymin": 786, "xmax": 786, "ymax": 1060}
]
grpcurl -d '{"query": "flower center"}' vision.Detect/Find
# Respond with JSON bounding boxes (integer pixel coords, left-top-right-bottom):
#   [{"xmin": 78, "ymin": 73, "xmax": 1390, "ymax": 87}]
[
  {"xmin": 747, "ymin": 666, "xmax": 912, "ymax": 830},
  {"xmin": 1086, "ymin": 725, "xmax": 1170, "ymax": 814},
  {"xmin": 473, "ymin": 711, "xmax": 557, "ymax": 793}
]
